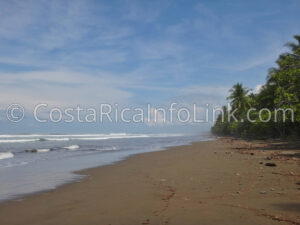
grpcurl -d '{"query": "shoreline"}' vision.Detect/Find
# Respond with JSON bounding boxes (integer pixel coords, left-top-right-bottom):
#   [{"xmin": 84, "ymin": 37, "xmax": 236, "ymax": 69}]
[
  {"xmin": 0, "ymin": 134, "xmax": 211, "ymax": 203},
  {"xmin": 0, "ymin": 138, "xmax": 210, "ymax": 204},
  {"xmin": 0, "ymin": 138, "xmax": 299, "ymax": 225}
]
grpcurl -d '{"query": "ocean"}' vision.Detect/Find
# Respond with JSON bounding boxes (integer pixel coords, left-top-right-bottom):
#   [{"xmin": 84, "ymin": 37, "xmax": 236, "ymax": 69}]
[{"xmin": 0, "ymin": 133, "xmax": 212, "ymax": 202}]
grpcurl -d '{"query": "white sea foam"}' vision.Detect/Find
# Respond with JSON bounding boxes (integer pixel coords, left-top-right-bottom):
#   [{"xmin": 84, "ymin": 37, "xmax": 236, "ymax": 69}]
[
  {"xmin": 116, "ymin": 134, "xmax": 149, "ymax": 138},
  {"xmin": 2, "ymin": 161, "xmax": 28, "ymax": 168},
  {"xmin": 37, "ymin": 149, "xmax": 51, "ymax": 153},
  {"xmin": 0, "ymin": 152, "xmax": 14, "ymax": 160},
  {"xmin": 0, "ymin": 133, "xmax": 126, "ymax": 138},
  {"xmin": 64, "ymin": 145, "xmax": 80, "ymax": 150},
  {"xmin": 44, "ymin": 138, "xmax": 70, "ymax": 141},
  {"xmin": 72, "ymin": 134, "xmax": 149, "ymax": 141},
  {"xmin": 100, "ymin": 146, "xmax": 118, "ymax": 151},
  {"xmin": 61, "ymin": 134, "xmax": 115, "ymax": 137},
  {"xmin": 0, "ymin": 139, "xmax": 39, "ymax": 143},
  {"xmin": 25, "ymin": 148, "xmax": 51, "ymax": 153},
  {"xmin": 0, "ymin": 134, "xmax": 42, "ymax": 138},
  {"xmin": 0, "ymin": 134, "xmax": 184, "ymax": 145},
  {"xmin": 73, "ymin": 137, "xmax": 109, "ymax": 140}
]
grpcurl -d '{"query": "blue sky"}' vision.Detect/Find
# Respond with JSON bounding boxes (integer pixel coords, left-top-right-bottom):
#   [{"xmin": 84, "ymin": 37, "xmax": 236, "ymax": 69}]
[{"xmin": 0, "ymin": 0, "xmax": 299, "ymax": 133}]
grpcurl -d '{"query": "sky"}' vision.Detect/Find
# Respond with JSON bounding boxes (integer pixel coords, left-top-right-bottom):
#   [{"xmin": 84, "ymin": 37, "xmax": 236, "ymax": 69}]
[{"xmin": 0, "ymin": 0, "xmax": 299, "ymax": 134}]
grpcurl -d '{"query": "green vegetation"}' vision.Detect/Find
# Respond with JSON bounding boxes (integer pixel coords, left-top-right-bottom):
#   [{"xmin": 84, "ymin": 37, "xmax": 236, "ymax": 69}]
[{"xmin": 212, "ymin": 35, "xmax": 300, "ymax": 139}]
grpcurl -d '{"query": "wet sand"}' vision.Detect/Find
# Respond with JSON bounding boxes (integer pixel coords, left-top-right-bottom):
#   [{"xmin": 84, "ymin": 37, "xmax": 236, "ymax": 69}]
[{"xmin": 0, "ymin": 139, "xmax": 299, "ymax": 225}]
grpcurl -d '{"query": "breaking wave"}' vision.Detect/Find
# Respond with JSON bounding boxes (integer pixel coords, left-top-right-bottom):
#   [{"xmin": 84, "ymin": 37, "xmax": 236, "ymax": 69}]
[
  {"xmin": 0, "ymin": 139, "xmax": 39, "ymax": 143},
  {"xmin": 64, "ymin": 145, "xmax": 80, "ymax": 150},
  {"xmin": 0, "ymin": 152, "xmax": 14, "ymax": 160},
  {"xmin": 25, "ymin": 149, "xmax": 51, "ymax": 153},
  {"xmin": 0, "ymin": 133, "xmax": 184, "ymax": 144}
]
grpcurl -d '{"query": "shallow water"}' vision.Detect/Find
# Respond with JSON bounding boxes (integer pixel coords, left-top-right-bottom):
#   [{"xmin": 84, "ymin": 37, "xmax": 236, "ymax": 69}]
[{"xmin": 0, "ymin": 133, "xmax": 212, "ymax": 202}]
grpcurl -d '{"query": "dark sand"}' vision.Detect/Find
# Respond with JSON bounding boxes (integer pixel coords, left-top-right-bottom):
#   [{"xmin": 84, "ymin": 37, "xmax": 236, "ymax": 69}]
[{"xmin": 0, "ymin": 139, "xmax": 299, "ymax": 225}]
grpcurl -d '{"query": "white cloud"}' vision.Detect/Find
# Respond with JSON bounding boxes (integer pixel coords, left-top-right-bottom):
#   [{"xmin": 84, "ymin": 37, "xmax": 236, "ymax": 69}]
[
  {"xmin": 0, "ymin": 70, "xmax": 133, "ymax": 109},
  {"xmin": 0, "ymin": 0, "xmax": 295, "ymax": 125},
  {"xmin": 253, "ymin": 84, "xmax": 263, "ymax": 94}
]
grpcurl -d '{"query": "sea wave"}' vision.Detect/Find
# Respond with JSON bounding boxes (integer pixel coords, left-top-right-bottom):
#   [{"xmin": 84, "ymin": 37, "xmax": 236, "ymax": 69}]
[
  {"xmin": 64, "ymin": 145, "xmax": 80, "ymax": 150},
  {"xmin": 100, "ymin": 146, "xmax": 118, "ymax": 151},
  {"xmin": 72, "ymin": 137, "xmax": 109, "ymax": 140},
  {"xmin": 37, "ymin": 149, "xmax": 51, "ymax": 153},
  {"xmin": 0, "ymin": 134, "xmax": 42, "ymax": 138},
  {"xmin": 0, "ymin": 152, "xmax": 14, "ymax": 160},
  {"xmin": 69, "ymin": 134, "xmax": 149, "ymax": 141},
  {"xmin": 1, "ymin": 161, "xmax": 28, "ymax": 168},
  {"xmin": 0, "ymin": 139, "xmax": 39, "ymax": 143},
  {"xmin": 0, "ymin": 133, "xmax": 129, "ymax": 138},
  {"xmin": 25, "ymin": 149, "xmax": 51, "ymax": 153},
  {"xmin": 0, "ymin": 133, "xmax": 184, "ymax": 144},
  {"xmin": 43, "ymin": 138, "xmax": 70, "ymax": 141}
]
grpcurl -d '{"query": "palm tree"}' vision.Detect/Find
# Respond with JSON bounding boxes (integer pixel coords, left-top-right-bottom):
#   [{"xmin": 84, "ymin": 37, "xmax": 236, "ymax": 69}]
[
  {"xmin": 285, "ymin": 35, "xmax": 300, "ymax": 60},
  {"xmin": 227, "ymin": 83, "xmax": 251, "ymax": 115}
]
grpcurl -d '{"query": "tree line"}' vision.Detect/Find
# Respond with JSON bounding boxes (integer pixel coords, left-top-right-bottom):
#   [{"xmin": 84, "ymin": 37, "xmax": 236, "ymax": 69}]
[{"xmin": 212, "ymin": 35, "xmax": 300, "ymax": 139}]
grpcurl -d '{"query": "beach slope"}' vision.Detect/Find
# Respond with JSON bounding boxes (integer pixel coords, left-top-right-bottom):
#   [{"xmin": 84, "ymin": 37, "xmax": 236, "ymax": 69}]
[{"xmin": 0, "ymin": 139, "xmax": 299, "ymax": 225}]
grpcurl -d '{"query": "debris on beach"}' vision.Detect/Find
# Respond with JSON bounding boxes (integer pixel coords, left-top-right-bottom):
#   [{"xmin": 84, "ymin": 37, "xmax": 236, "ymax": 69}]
[
  {"xmin": 141, "ymin": 219, "xmax": 150, "ymax": 224},
  {"xmin": 265, "ymin": 163, "xmax": 277, "ymax": 167}
]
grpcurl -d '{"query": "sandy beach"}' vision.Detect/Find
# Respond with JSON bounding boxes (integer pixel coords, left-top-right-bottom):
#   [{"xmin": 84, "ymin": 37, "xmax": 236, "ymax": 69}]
[{"xmin": 0, "ymin": 139, "xmax": 299, "ymax": 225}]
